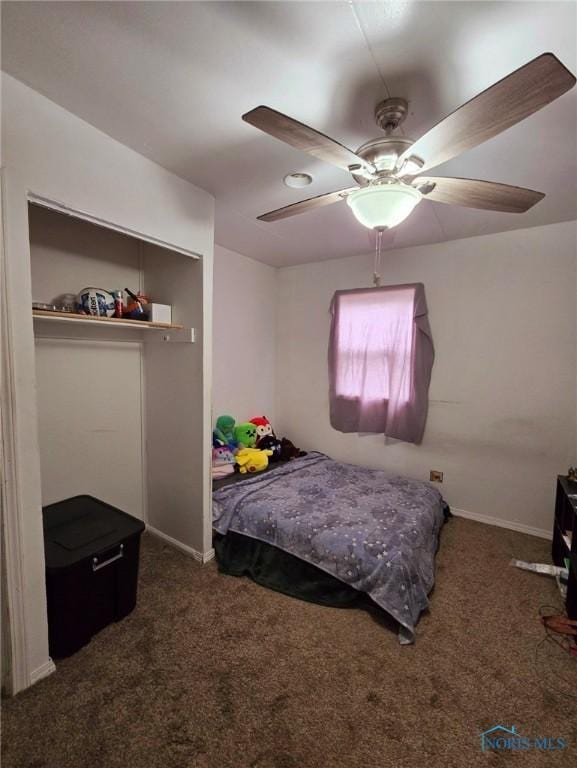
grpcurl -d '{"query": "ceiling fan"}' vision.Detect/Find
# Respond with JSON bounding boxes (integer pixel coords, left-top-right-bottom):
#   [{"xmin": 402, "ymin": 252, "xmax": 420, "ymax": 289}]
[{"xmin": 243, "ymin": 53, "xmax": 576, "ymax": 231}]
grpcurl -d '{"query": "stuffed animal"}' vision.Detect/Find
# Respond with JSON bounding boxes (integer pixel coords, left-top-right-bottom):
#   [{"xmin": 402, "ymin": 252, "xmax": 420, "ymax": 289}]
[
  {"xmin": 212, "ymin": 448, "xmax": 235, "ymax": 479},
  {"xmin": 212, "ymin": 444, "xmax": 236, "ymax": 480},
  {"xmin": 235, "ymin": 447, "xmax": 273, "ymax": 474},
  {"xmin": 257, "ymin": 434, "xmax": 282, "ymax": 462},
  {"xmin": 249, "ymin": 416, "xmax": 274, "ymax": 441},
  {"xmin": 213, "ymin": 415, "xmax": 236, "ymax": 446},
  {"xmin": 234, "ymin": 422, "xmax": 257, "ymax": 448},
  {"xmin": 280, "ymin": 437, "xmax": 306, "ymax": 461},
  {"xmin": 212, "ymin": 445, "xmax": 235, "ymax": 465}
]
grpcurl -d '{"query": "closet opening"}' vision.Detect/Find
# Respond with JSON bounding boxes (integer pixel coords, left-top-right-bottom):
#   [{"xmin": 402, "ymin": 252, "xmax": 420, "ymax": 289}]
[{"xmin": 28, "ymin": 201, "xmax": 207, "ymax": 641}]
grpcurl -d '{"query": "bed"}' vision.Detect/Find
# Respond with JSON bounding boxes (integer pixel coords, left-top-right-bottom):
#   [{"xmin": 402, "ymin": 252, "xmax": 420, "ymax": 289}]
[{"xmin": 212, "ymin": 452, "xmax": 448, "ymax": 643}]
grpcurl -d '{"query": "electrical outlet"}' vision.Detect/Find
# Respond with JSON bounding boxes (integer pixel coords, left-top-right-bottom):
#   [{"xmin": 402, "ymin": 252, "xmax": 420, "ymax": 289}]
[{"xmin": 430, "ymin": 470, "xmax": 443, "ymax": 483}]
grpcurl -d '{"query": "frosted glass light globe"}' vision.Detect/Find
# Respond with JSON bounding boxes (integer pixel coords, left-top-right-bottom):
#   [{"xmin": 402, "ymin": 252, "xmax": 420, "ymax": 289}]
[{"xmin": 347, "ymin": 183, "xmax": 422, "ymax": 229}]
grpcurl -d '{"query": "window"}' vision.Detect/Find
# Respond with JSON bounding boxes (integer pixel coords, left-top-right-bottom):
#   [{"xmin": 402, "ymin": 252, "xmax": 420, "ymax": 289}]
[{"xmin": 328, "ymin": 284, "xmax": 434, "ymax": 444}]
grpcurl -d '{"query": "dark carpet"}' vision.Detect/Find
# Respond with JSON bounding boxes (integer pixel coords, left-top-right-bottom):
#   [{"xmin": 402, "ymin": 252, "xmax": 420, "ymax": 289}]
[{"xmin": 2, "ymin": 518, "xmax": 576, "ymax": 768}]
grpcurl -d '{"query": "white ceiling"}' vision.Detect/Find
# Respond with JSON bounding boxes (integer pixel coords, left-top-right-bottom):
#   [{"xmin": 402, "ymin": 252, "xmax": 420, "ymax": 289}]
[{"xmin": 2, "ymin": 1, "xmax": 576, "ymax": 267}]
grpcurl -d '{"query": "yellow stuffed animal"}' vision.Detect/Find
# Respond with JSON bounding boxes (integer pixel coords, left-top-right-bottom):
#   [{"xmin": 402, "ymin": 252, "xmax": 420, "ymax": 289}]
[{"xmin": 235, "ymin": 447, "xmax": 273, "ymax": 474}]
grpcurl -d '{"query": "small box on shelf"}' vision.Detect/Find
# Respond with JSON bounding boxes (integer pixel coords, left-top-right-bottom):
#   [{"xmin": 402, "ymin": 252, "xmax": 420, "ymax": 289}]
[{"xmin": 143, "ymin": 303, "xmax": 172, "ymax": 324}]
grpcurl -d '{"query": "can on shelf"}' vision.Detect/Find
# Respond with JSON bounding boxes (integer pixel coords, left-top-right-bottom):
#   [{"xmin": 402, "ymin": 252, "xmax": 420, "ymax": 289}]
[{"xmin": 113, "ymin": 291, "xmax": 124, "ymax": 319}]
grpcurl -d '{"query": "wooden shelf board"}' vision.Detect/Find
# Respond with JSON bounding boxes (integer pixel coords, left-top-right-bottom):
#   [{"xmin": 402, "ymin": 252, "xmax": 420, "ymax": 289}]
[{"xmin": 32, "ymin": 309, "xmax": 183, "ymax": 330}]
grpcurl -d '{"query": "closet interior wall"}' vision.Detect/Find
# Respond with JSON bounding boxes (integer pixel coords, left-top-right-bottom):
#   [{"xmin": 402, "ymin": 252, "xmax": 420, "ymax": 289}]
[{"xmin": 29, "ymin": 203, "xmax": 205, "ymax": 549}]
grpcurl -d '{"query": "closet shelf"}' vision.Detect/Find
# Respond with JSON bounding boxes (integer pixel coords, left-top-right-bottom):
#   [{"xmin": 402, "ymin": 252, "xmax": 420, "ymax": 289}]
[
  {"xmin": 33, "ymin": 309, "xmax": 182, "ymax": 329},
  {"xmin": 32, "ymin": 310, "xmax": 195, "ymax": 342}
]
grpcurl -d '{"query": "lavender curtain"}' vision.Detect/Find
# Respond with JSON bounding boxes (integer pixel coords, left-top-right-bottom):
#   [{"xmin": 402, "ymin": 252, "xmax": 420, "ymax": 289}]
[{"xmin": 328, "ymin": 283, "xmax": 434, "ymax": 444}]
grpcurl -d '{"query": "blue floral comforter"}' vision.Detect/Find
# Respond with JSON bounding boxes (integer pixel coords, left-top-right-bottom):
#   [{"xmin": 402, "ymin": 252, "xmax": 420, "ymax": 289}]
[{"xmin": 212, "ymin": 452, "xmax": 445, "ymax": 643}]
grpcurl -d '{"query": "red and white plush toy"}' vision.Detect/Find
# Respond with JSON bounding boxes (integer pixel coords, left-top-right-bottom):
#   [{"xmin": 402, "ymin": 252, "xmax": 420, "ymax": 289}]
[{"xmin": 249, "ymin": 416, "xmax": 274, "ymax": 441}]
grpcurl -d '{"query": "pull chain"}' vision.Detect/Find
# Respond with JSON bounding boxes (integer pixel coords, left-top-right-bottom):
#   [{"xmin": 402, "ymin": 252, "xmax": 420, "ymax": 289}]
[{"xmin": 373, "ymin": 227, "xmax": 385, "ymax": 287}]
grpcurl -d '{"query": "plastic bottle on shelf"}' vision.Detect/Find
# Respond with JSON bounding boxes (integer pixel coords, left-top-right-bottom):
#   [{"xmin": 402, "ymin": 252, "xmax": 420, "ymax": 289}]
[{"xmin": 113, "ymin": 291, "xmax": 124, "ymax": 319}]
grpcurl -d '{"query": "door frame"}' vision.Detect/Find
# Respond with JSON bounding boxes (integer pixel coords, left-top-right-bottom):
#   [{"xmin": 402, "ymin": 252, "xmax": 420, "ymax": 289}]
[
  {"xmin": 1, "ymin": 168, "xmax": 41, "ymax": 694},
  {"xmin": 0, "ymin": 169, "xmax": 214, "ymax": 694}
]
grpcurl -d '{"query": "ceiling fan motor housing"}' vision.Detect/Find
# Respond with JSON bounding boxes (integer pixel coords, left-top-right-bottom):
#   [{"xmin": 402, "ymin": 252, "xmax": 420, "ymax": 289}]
[
  {"xmin": 351, "ymin": 137, "xmax": 415, "ymax": 185},
  {"xmin": 375, "ymin": 97, "xmax": 409, "ymax": 132}
]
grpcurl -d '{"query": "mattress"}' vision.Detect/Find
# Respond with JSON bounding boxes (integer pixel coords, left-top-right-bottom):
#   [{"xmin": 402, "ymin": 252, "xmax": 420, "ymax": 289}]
[{"xmin": 212, "ymin": 452, "xmax": 446, "ymax": 643}]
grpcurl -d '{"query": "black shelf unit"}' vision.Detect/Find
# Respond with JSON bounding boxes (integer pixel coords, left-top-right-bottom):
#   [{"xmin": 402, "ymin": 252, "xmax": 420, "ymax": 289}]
[{"xmin": 552, "ymin": 476, "xmax": 577, "ymax": 620}]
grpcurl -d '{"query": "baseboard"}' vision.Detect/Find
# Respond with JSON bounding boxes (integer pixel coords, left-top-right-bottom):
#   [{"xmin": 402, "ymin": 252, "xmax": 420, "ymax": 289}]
[
  {"xmin": 451, "ymin": 507, "xmax": 552, "ymax": 541},
  {"xmin": 146, "ymin": 525, "xmax": 215, "ymax": 563},
  {"xmin": 200, "ymin": 547, "xmax": 215, "ymax": 563},
  {"xmin": 30, "ymin": 658, "xmax": 56, "ymax": 686}
]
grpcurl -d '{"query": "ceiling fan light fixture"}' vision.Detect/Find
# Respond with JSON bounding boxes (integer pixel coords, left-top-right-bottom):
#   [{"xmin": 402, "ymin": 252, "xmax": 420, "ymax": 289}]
[{"xmin": 346, "ymin": 183, "xmax": 422, "ymax": 230}]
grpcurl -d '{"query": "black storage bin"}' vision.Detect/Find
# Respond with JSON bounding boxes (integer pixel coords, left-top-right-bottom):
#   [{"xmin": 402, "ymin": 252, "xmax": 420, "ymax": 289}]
[{"xmin": 43, "ymin": 495, "xmax": 145, "ymax": 658}]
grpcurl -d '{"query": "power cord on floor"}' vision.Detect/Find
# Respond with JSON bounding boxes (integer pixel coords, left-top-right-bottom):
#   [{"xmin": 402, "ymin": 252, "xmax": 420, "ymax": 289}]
[{"xmin": 533, "ymin": 604, "xmax": 577, "ymax": 700}]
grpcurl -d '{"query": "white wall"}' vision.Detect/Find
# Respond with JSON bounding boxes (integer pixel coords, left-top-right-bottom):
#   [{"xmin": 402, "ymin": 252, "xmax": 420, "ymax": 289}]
[
  {"xmin": 35, "ymin": 339, "xmax": 145, "ymax": 517},
  {"xmin": 142, "ymin": 244, "xmax": 207, "ymax": 550},
  {"xmin": 1, "ymin": 73, "xmax": 214, "ymax": 692},
  {"xmin": 1, "ymin": 74, "xmax": 214, "ymax": 257},
  {"xmin": 276, "ymin": 221, "xmax": 577, "ymax": 536},
  {"xmin": 213, "ymin": 244, "xmax": 277, "ymax": 426}
]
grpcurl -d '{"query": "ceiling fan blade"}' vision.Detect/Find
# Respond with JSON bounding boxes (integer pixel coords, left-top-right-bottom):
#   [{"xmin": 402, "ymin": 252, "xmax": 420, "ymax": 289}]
[
  {"xmin": 257, "ymin": 187, "xmax": 357, "ymax": 222},
  {"xmin": 243, "ymin": 106, "xmax": 370, "ymax": 173},
  {"xmin": 400, "ymin": 53, "xmax": 576, "ymax": 174},
  {"xmin": 416, "ymin": 176, "xmax": 544, "ymax": 213}
]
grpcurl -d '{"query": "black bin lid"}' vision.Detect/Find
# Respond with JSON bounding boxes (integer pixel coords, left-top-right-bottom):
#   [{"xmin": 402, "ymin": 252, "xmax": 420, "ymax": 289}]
[{"xmin": 43, "ymin": 495, "xmax": 145, "ymax": 570}]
